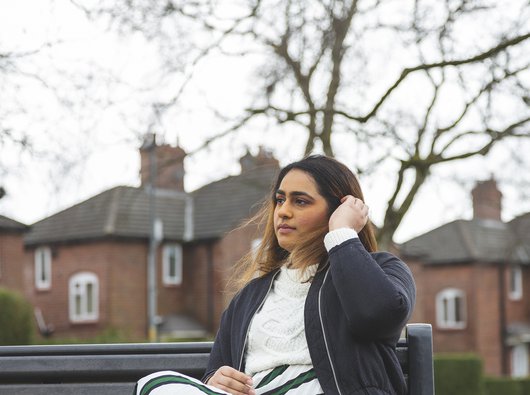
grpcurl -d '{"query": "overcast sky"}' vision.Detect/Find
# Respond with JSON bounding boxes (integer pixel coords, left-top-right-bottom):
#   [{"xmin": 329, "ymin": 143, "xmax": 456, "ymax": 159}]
[{"xmin": 1, "ymin": 0, "xmax": 529, "ymax": 243}]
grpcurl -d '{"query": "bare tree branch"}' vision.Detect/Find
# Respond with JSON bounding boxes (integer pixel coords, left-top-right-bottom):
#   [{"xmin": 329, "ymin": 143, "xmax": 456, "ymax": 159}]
[{"xmin": 360, "ymin": 32, "xmax": 530, "ymax": 123}]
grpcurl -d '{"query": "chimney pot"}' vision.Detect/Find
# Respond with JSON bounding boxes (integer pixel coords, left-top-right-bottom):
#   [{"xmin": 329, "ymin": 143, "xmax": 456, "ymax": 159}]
[
  {"xmin": 140, "ymin": 138, "xmax": 186, "ymax": 191},
  {"xmin": 239, "ymin": 147, "xmax": 279, "ymax": 172},
  {"xmin": 471, "ymin": 178, "xmax": 502, "ymax": 221}
]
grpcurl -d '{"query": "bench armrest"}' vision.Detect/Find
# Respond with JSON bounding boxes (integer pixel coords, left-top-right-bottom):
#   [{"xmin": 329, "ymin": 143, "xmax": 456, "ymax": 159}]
[{"xmin": 406, "ymin": 323, "xmax": 435, "ymax": 395}]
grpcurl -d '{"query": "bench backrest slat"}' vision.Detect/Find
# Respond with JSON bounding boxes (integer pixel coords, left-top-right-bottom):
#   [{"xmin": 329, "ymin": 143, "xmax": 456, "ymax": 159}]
[{"xmin": 0, "ymin": 323, "xmax": 433, "ymax": 395}]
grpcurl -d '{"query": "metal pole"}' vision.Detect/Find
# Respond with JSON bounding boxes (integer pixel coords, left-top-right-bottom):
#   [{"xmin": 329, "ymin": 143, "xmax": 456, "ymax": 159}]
[
  {"xmin": 498, "ymin": 261, "xmax": 508, "ymax": 375},
  {"xmin": 207, "ymin": 242, "xmax": 214, "ymax": 333},
  {"xmin": 147, "ymin": 133, "xmax": 158, "ymax": 342}
]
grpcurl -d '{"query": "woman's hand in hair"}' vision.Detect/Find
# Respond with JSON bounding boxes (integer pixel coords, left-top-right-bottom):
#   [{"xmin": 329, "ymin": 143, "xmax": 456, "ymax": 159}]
[
  {"xmin": 329, "ymin": 195, "xmax": 369, "ymax": 233},
  {"xmin": 207, "ymin": 366, "xmax": 255, "ymax": 395}
]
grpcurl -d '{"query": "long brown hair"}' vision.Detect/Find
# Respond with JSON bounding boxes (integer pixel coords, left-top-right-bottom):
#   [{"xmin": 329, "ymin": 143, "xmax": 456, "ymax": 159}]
[{"xmin": 232, "ymin": 155, "xmax": 377, "ymax": 290}]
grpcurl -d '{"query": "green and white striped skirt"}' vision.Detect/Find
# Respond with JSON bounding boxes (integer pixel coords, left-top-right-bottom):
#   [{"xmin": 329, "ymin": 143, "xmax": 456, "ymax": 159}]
[{"xmin": 135, "ymin": 365, "xmax": 323, "ymax": 395}]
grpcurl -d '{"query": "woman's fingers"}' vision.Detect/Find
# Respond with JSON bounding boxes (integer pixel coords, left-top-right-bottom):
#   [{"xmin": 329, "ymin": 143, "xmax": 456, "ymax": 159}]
[
  {"xmin": 329, "ymin": 195, "xmax": 369, "ymax": 232},
  {"xmin": 207, "ymin": 366, "xmax": 255, "ymax": 395}
]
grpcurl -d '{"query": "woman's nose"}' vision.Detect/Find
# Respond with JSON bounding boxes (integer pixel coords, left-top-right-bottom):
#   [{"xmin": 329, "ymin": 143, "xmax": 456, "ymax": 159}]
[{"xmin": 276, "ymin": 202, "xmax": 292, "ymax": 218}]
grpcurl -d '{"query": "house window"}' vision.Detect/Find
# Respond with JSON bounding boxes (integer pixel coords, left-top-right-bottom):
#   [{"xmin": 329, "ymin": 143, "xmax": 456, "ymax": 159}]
[
  {"xmin": 69, "ymin": 272, "xmax": 99, "ymax": 322},
  {"xmin": 509, "ymin": 265, "xmax": 523, "ymax": 301},
  {"xmin": 511, "ymin": 344, "xmax": 529, "ymax": 378},
  {"xmin": 436, "ymin": 288, "xmax": 466, "ymax": 329},
  {"xmin": 163, "ymin": 244, "xmax": 182, "ymax": 286},
  {"xmin": 35, "ymin": 247, "xmax": 52, "ymax": 290}
]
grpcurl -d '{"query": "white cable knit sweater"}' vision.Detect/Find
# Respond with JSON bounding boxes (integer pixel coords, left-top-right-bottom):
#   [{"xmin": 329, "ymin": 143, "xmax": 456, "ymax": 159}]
[{"xmin": 244, "ymin": 264, "xmax": 317, "ymax": 376}]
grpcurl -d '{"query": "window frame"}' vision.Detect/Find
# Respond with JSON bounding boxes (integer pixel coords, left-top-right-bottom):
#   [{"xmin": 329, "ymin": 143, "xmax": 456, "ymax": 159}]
[
  {"xmin": 35, "ymin": 246, "xmax": 52, "ymax": 290},
  {"xmin": 436, "ymin": 288, "xmax": 467, "ymax": 329},
  {"xmin": 162, "ymin": 244, "xmax": 183, "ymax": 286},
  {"xmin": 511, "ymin": 344, "xmax": 529, "ymax": 378},
  {"xmin": 69, "ymin": 272, "xmax": 99, "ymax": 323},
  {"xmin": 509, "ymin": 265, "xmax": 523, "ymax": 301}
]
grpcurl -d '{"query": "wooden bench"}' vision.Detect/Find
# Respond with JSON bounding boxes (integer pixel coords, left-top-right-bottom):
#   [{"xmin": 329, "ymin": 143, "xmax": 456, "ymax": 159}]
[{"xmin": 0, "ymin": 323, "xmax": 434, "ymax": 394}]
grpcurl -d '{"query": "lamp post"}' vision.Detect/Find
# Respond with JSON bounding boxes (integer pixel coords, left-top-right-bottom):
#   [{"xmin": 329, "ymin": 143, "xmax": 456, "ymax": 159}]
[{"xmin": 147, "ymin": 133, "xmax": 159, "ymax": 342}]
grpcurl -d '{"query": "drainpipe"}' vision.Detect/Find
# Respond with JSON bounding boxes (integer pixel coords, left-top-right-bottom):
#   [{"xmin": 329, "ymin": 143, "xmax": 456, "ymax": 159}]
[
  {"xmin": 498, "ymin": 261, "xmax": 508, "ymax": 375},
  {"xmin": 147, "ymin": 134, "xmax": 159, "ymax": 342},
  {"xmin": 206, "ymin": 242, "xmax": 214, "ymax": 333}
]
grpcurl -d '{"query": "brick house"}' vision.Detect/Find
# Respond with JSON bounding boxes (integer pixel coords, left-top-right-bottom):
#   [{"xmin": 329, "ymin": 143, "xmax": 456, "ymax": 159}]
[
  {"xmin": 401, "ymin": 179, "xmax": 530, "ymax": 377},
  {"xmin": 0, "ymin": 215, "xmax": 28, "ymax": 296},
  {"xmin": 2, "ymin": 141, "xmax": 278, "ymax": 341}
]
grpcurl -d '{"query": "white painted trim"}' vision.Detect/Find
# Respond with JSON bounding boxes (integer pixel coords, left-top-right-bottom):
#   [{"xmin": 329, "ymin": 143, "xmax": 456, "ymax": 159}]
[
  {"xmin": 35, "ymin": 247, "xmax": 52, "ymax": 290},
  {"xmin": 184, "ymin": 196, "xmax": 194, "ymax": 242},
  {"xmin": 69, "ymin": 272, "xmax": 99, "ymax": 322},
  {"xmin": 509, "ymin": 265, "xmax": 523, "ymax": 301},
  {"xmin": 436, "ymin": 288, "xmax": 466, "ymax": 329},
  {"xmin": 163, "ymin": 244, "xmax": 183, "ymax": 286},
  {"xmin": 511, "ymin": 344, "xmax": 529, "ymax": 378}
]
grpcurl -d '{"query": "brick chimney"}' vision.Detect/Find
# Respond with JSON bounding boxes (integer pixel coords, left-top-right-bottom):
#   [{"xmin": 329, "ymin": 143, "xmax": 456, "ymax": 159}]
[
  {"xmin": 471, "ymin": 178, "xmax": 502, "ymax": 221},
  {"xmin": 140, "ymin": 134, "xmax": 186, "ymax": 191},
  {"xmin": 239, "ymin": 147, "xmax": 279, "ymax": 173}
]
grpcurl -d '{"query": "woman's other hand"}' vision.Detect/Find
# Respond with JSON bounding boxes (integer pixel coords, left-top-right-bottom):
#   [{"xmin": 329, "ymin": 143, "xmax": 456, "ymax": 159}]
[
  {"xmin": 329, "ymin": 195, "xmax": 369, "ymax": 232},
  {"xmin": 206, "ymin": 366, "xmax": 255, "ymax": 395}
]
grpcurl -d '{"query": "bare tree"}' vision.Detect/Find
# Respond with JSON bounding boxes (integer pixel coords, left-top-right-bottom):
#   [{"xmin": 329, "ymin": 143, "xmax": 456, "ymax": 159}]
[
  {"xmin": 80, "ymin": 0, "xmax": 530, "ymax": 247},
  {"xmin": 0, "ymin": 9, "xmax": 144, "ymax": 208}
]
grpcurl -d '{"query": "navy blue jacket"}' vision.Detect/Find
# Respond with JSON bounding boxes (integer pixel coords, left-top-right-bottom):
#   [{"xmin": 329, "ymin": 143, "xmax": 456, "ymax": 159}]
[{"xmin": 203, "ymin": 238, "xmax": 416, "ymax": 394}]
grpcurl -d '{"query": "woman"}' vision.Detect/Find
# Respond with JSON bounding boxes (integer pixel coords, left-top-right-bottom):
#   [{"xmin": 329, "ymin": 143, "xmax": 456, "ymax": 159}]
[{"xmin": 137, "ymin": 155, "xmax": 416, "ymax": 395}]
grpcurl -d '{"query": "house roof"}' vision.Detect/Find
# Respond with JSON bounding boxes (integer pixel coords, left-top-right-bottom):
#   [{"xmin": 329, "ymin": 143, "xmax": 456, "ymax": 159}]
[
  {"xmin": 24, "ymin": 163, "xmax": 279, "ymax": 246},
  {"xmin": 400, "ymin": 215, "xmax": 530, "ymax": 265},
  {"xmin": 25, "ymin": 186, "xmax": 188, "ymax": 245},
  {"xmin": 192, "ymin": 164, "xmax": 278, "ymax": 239},
  {"xmin": 0, "ymin": 215, "xmax": 28, "ymax": 232},
  {"xmin": 508, "ymin": 212, "xmax": 530, "ymax": 261}
]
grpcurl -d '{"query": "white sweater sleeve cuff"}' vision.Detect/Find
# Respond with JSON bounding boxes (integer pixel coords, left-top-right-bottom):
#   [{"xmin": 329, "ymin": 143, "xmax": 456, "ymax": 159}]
[{"xmin": 324, "ymin": 228, "xmax": 359, "ymax": 251}]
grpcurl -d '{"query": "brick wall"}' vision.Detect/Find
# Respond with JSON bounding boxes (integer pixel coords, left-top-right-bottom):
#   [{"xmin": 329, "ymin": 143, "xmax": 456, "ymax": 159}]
[
  {"xmin": 0, "ymin": 232, "xmax": 27, "ymax": 295},
  {"xmin": 408, "ymin": 260, "xmax": 521, "ymax": 376},
  {"xmin": 26, "ymin": 240, "xmax": 154, "ymax": 340},
  {"xmin": 214, "ymin": 223, "xmax": 260, "ymax": 330},
  {"xmin": 106, "ymin": 241, "xmax": 149, "ymax": 340},
  {"xmin": 156, "ymin": 244, "xmax": 187, "ymax": 318},
  {"xmin": 417, "ymin": 264, "xmax": 478, "ymax": 353},
  {"xmin": 28, "ymin": 242, "xmax": 109, "ymax": 339},
  {"xmin": 406, "ymin": 259, "xmax": 425, "ymax": 324},
  {"xmin": 523, "ymin": 267, "xmax": 530, "ymax": 319},
  {"xmin": 20, "ymin": 238, "xmax": 215, "ymax": 341},
  {"xmin": 505, "ymin": 265, "xmax": 527, "ymax": 323},
  {"xmin": 180, "ymin": 223, "xmax": 260, "ymax": 334},
  {"xmin": 186, "ymin": 243, "xmax": 210, "ymax": 330},
  {"xmin": 473, "ymin": 264, "xmax": 502, "ymax": 375}
]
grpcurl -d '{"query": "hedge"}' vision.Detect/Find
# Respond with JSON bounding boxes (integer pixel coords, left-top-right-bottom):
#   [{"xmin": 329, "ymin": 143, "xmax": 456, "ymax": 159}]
[
  {"xmin": 0, "ymin": 287, "xmax": 34, "ymax": 345},
  {"xmin": 484, "ymin": 377, "xmax": 522, "ymax": 395},
  {"xmin": 518, "ymin": 379, "xmax": 530, "ymax": 395},
  {"xmin": 434, "ymin": 353, "xmax": 484, "ymax": 395}
]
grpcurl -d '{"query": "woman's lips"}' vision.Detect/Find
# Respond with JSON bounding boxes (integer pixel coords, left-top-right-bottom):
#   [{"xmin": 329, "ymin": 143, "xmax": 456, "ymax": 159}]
[{"xmin": 277, "ymin": 224, "xmax": 295, "ymax": 234}]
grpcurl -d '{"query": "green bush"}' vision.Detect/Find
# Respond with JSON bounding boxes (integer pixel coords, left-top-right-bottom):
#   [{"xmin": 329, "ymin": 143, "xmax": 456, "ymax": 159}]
[
  {"xmin": 0, "ymin": 287, "xmax": 34, "ymax": 345},
  {"xmin": 517, "ymin": 379, "xmax": 530, "ymax": 395},
  {"xmin": 434, "ymin": 353, "xmax": 484, "ymax": 395},
  {"xmin": 37, "ymin": 328, "xmax": 135, "ymax": 345},
  {"xmin": 484, "ymin": 377, "xmax": 522, "ymax": 395}
]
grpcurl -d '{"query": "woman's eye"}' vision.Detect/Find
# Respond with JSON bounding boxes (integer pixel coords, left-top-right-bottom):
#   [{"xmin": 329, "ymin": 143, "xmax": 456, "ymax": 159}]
[
  {"xmin": 275, "ymin": 197, "xmax": 285, "ymax": 205},
  {"xmin": 296, "ymin": 199, "xmax": 308, "ymax": 206}
]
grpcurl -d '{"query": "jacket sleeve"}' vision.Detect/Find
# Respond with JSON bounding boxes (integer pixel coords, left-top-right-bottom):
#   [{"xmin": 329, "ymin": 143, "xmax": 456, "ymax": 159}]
[
  {"xmin": 327, "ymin": 238, "xmax": 416, "ymax": 340},
  {"xmin": 201, "ymin": 305, "xmax": 234, "ymax": 383}
]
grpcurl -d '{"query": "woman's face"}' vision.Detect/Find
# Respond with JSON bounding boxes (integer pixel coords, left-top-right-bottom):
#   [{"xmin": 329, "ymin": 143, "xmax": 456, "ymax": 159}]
[{"xmin": 273, "ymin": 169, "xmax": 329, "ymax": 252}]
